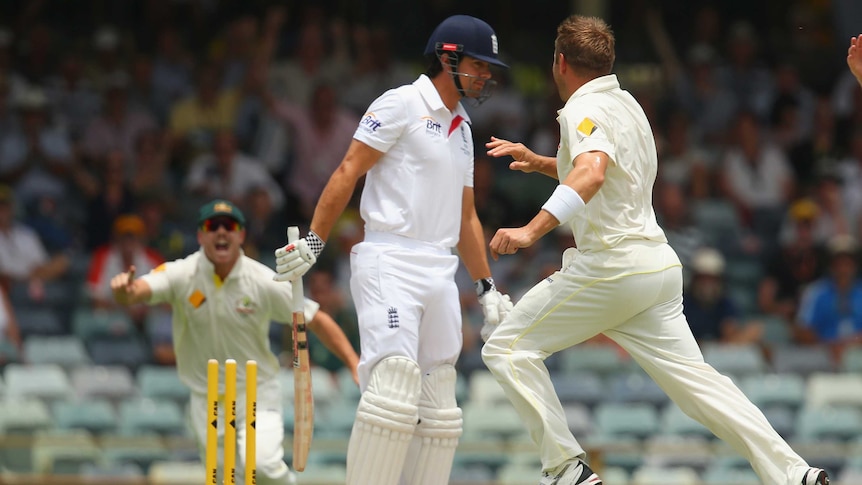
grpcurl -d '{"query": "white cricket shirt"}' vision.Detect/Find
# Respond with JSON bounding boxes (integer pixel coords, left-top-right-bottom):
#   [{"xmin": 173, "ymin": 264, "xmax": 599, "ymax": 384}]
[
  {"xmin": 141, "ymin": 250, "xmax": 318, "ymax": 394},
  {"xmin": 353, "ymin": 75, "xmax": 474, "ymax": 248},
  {"xmin": 556, "ymin": 74, "xmax": 667, "ymax": 252}
]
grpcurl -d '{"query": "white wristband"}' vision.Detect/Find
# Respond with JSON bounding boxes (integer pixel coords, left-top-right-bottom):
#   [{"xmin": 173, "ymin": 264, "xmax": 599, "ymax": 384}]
[{"xmin": 541, "ymin": 184, "xmax": 585, "ymax": 225}]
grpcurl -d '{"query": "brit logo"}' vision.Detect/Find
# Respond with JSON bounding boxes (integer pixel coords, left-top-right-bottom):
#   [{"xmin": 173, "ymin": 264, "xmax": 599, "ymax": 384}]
[
  {"xmin": 422, "ymin": 116, "xmax": 442, "ymax": 137},
  {"xmin": 360, "ymin": 112, "xmax": 382, "ymax": 132},
  {"xmin": 387, "ymin": 307, "xmax": 400, "ymax": 329}
]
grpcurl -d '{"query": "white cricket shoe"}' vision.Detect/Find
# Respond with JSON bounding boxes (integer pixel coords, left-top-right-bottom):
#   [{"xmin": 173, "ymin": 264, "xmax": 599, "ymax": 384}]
[
  {"xmin": 802, "ymin": 468, "xmax": 829, "ymax": 485},
  {"xmin": 539, "ymin": 460, "xmax": 602, "ymax": 485}
]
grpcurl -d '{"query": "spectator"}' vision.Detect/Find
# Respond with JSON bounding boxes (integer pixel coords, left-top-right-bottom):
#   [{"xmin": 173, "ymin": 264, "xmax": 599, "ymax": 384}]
[
  {"xmin": 683, "ymin": 247, "xmax": 763, "ymax": 344},
  {"xmin": 45, "ymin": 51, "xmax": 101, "ymax": 139},
  {"xmin": 85, "ymin": 25, "xmax": 126, "ymax": 91},
  {"xmin": 86, "ymin": 214, "xmax": 164, "ymax": 327},
  {"xmin": 265, "ymin": 82, "xmax": 357, "ymax": 221},
  {"xmin": 184, "ymin": 129, "xmax": 284, "ymax": 211},
  {"xmin": 657, "ymin": 108, "xmax": 712, "ymax": 199},
  {"xmin": 136, "ymin": 194, "xmax": 194, "ymax": 262},
  {"xmin": 838, "ymin": 126, "xmax": 862, "ymax": 234},
  {"xmin": 80, "ymin": 72, "xmax": 158, "ymax": 165},
  {"xmin": 341, "ymin": 25, "xmax": 417, "ymax": 115},
  {"xmin": 716, "ymin": 21, "xmax": 774, "ymax": 120},
  {"xmin": 80, "ymin": 150, "xmax": 136, "ymax": 251},
  {"xmin": 240, "ymin": 185, "xmax": 284, "ymax": 263},
  {"xmin": 760, "ymin": 198, "xmax": 827, "ymax": 323},
  {"xmin": 0, "ymin": 87, "xmax": 76, "ymax": 207},
  {"xmin": 718, "ymin": 110, "xmax": 794, "ymax": 252},
  {"xmin": 655, "ymin": 182, "xmax": 709, "ymax": 285},
  {"xmin": 796, "ymin": 234, "xmax": 862, "ymax": 357},
  {"xmin": 168, "ymin": 61, "xmax": 240, "ymax": 160},
  {"xmin": 128, "ymin": 130, "xmax": 174, "ymax": 197},
  {"xmin": 0, "ymin": 185, "xmax": 70, "ymax": 302},
  {"xmin": 151, "ymin": 26, "xmax": 193, "ymax": 121}
]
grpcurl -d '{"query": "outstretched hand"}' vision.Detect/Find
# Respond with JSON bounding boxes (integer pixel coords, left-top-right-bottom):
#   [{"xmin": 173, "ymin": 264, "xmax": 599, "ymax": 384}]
[
  {"xmin": 849, "ymin": 35, "xmax": 862, "ymax": 86},
  {"xmin": 110, "ymin": 265, "xmax": 137, "ymax": 305},
  {"xmin": 486, "ymin": 136, "xmax": 537, "ymax": 173}
]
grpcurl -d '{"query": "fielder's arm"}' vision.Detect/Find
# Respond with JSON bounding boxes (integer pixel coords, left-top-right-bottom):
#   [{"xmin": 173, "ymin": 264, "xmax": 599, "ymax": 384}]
[
  {"xmin": 486, "ymin": 136, "xmax": 558, "ymax": 179},
  {"xmin": 307, "ymin": 309, "xmax": 360, "ymax": 382},
  {"xmin": 110, "ymin": 266, "xmax": 153, "ymax": 306},
  {"xmin": 309, "ymin": 140, "xmax": 384, "ymax": 242},
  {"xmin": 849, "ymin": 35, "xmax": 862, "ymax": 88}
]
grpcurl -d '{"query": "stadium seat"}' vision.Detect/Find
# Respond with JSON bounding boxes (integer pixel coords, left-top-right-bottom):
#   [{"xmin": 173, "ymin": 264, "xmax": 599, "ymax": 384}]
[
  {"xmin": 630, "ymin": 465, "xmax": 700, "ymax": 485},
  {"xmin": 771, "ymin": 345, "xmax": 835, "ymax": 375},
  {"xmin": 702, "ymin": 465, "xmax": 760, "ymax": 485},
  {"xmin": 79, "ymin": 461, "xmax": 145, "ymax": 483},
  {"xmin": 643, "ymin": 435, "xmax": 713, "ymax": 468},
  {"xmin": 138, "ymin": 365, "xmax": 190, "ymax": 403},
  {"xmin": 72, "ymin": 308, "xmax": 135, "ymax": 342},
  {"xmin": 842, "ymin": 346, "xmax": 862, "ymax": 372},
  {"xmin": 563, "ymin": 403, "xmax": 594, "ymax": 437},
  {"xmin": 796, "ymin": 406, "xmax": 862, "ymax": 441},
  {"xmin": 805, "ymin": 372, "xmax": 862, "ymax": 409},
  {"xmin": 701, "ymin": 343, "xmax": 766, "ymax": 377},
  {"xmin": 71, "ymin": 365, "xmax": 137, "ymax": 401},
  {"xmin": 552, "ymin": 371, "xmax": 604, "ymax": 407},
  {"xmin": 607, "ymin": 370, "xmax": 669, "ymax": 407},
  {"xmin": 100, "ymin": 434, "xmax": 172, "ymax": 473},
  {"xmin": 14, "ymin": 308, "xmax": 64, "ymax": 337},
  {"xmin": 467, "ymin": 369, "xmax": 509, "ymax": 407},
  {"xmin": 560, "ymin": 344, "xmax": 630, "ymax": 375},
  {"xmin": 119, "ymin": 398, "xmax": 186, "ymax": 436},
  {"xmin": 660, "ymin": 403, "xmax": 713, "ymax": 439},
  {"xmin": 31, "ymin": 428, "xmax": 100, "ymax": 474},
  {"xmin": 316, "ymin": 400, "xmax": 356, "ymax": 439},
  {"xmin": 311, "ymin": 365, "xmax": 340, "ymax": 406},
  {"xmin": 740, "ymin": 373, "xmax": 805, "ymax": 409},
  {"xmin": 450, "ymin": 464, "xmax": 494, "ymax": 482},
  {"xmin": 0, "ymin": 397, "xmax": 53, "ymax": 433},
  {"xmin": 691, "ymin": 199, "xmax": 742, "ymax": 249},
  {"xmin": 148, "ymin": 460, "xmax": 206, "ymax": 485},
  {"xmin": 762, "ymin": 405, "xmax": 797, "ymax": 439},
  {"xmin": 756, "ymin": 315, "xmax": 793, "ymax": 345},
  {"xmin": 336, "ymin": 366, "xmax": 361, "ymax": 403},
  {"xmin": 594, "ymin": 402, "xmax": 659, "ymax": 439},
  {"xmin": 23, "ymin": 335, "xmax": 90, "ymax": 366},
  {"xmin": 461, "ymin": 402, "xmax": 526, "ymax": 439},
  {"xmin": 602, "ymin": 466, "xmax": 631, "ymax": 485},
  {"xmin": 497, "ymin": 463, "xmax": 540, "ymax": 485},
  {"xmin": 53, "ymin": 398, "xmax": 118, "ymax": 434},
  {"xmin": 87, "ymin": 335, "xmax": 151, "ymax": 369},
  {"xmin": 4, "ymin": 363, "xmax": 72, "ymax": 401}
]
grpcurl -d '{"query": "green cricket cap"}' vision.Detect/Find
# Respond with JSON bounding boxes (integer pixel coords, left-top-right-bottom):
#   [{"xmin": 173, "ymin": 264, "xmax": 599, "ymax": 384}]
[{"xmin": 198, "ymin": 199, "xmax": 246, "ymax": 226}]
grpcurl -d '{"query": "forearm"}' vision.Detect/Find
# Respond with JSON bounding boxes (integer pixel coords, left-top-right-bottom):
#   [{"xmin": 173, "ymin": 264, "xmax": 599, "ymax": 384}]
[
  {"xmin": 531, "ymin": 154, "xmax": 560, "ymax": 179},
  {"xmin": 308, "ymin": 311, "xmax": 359, "ymax": 371},
  {"xmin": 308, "ymin": 168, "xmax": 359, "ymax": 242},
  {"xmin": 456, "ymin": 210, "xmax": 492, "ymax": 281},
  {"xmin": 112, "ymin": 279, "xmax": 152, "ymax": 306}
]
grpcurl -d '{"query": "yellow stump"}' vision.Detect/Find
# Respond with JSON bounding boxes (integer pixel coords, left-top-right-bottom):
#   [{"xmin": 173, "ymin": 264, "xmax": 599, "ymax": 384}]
[
  {"xmin": 245, "ymin": 360, "xmax": 257, "ymax": 485},
  {"xmin": 206, "ymin": 359, "xmax": 219, "ymax": 485},
  {"xmin": 224, "ymin": 359, "xmax": 237, "ymax": 485}
]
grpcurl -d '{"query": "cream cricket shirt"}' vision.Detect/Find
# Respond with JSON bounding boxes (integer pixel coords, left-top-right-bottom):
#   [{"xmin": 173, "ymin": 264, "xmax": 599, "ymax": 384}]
[
  {"xmin": 556, "ymin": 74, "xmax": 667, "ymax": 252},
  {"xmin": 353, "ymin": 74, "xmax": 474, "ymax": 248},
  {"xmin": 142, "ymin": 250, "xmax": 318, "ymax": 395}
]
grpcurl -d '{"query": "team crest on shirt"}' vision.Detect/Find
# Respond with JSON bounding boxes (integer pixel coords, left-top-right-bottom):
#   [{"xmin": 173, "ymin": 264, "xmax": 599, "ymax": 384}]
[{"xmin": 236, "ymin": 296, "xmax": 256, "ymax": 315}]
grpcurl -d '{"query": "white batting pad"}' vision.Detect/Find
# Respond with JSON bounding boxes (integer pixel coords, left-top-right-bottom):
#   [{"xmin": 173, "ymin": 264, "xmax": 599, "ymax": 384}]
[
  {"xmin": 401, "ymin": 364, "xmax": 463, "ymax": 485},
  {"xmin": 346, "ymin": 357, "xmax": 422, "ymax": 485}
]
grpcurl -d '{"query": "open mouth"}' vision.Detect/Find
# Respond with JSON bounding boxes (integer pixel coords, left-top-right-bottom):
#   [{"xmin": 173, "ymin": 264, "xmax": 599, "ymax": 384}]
[{"xmin": 214, "ymin": 240, "xmax": 230, "ymax": 253}]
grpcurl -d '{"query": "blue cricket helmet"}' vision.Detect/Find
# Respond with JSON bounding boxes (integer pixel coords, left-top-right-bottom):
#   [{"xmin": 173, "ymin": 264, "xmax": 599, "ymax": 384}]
[{"xmin": 423, "ymin": 15, "xmax": 508, "ymax": 68}]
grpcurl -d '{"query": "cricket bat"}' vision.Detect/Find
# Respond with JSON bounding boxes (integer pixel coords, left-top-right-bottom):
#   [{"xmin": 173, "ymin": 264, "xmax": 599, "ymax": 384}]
[{"xmin": 288, "ymin": 226, "xmax": 313, "ymax": 472}]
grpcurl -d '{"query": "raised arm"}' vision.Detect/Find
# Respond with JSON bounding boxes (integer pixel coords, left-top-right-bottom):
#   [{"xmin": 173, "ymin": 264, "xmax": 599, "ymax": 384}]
[
  {"xmin": 849, "ymin": 35, "xmax": 862, "ymax": 89},
  {"xmin": 110, "ymin": 265, "xmax": 153, "ymax": 306}
]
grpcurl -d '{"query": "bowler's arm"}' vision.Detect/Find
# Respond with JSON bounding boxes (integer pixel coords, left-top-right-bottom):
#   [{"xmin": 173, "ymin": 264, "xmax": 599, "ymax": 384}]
[{"xmin": 110, "ymin": 267, "xmax": 153, "ymax": 306}]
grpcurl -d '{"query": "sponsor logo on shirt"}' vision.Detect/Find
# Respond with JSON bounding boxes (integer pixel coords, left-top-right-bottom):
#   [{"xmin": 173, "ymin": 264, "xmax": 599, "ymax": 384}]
[
  {"xmin": 459, "ymin": 125, "xmax": 471, "ymax": 156},
  {"xmin": 577, "ymin": 117, "xmax": 598, "ymax": 136},
  {"xmin": 422, "ymin": 116, "xmax": 442, "ymax": 138},
  {"xmin": 360, "ymin": 112, "xmax": 382, "ymax": 132},
  {"xmin": 189, "ymin": 289, "xmax": 206, "ymax": 308}
]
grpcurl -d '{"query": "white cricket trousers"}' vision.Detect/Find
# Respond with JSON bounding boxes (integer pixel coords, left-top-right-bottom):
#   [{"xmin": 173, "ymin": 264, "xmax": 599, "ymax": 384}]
[
  {"xmin": 189, "ymin": 379, "xmax": 293, "ymax": 485},
  {"xmin": 482, "ymin": 240, "xmax": 812, "ymax": 485}
]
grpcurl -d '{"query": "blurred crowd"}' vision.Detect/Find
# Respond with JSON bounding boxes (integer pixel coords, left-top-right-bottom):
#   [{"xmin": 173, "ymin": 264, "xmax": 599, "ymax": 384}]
[{"xmin": 0, "ymin": 1, "xmax": 861, "ymax": 380}]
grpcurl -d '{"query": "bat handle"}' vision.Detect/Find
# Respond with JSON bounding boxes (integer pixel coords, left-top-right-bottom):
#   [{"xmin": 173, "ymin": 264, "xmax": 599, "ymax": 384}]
[
  {"xmin": 287, "ymin": 226, "xmax": 299, "ymax": 245},
  {"xmin": 287, "ymin": 226, "xmax": 303, "ymax": 301}
]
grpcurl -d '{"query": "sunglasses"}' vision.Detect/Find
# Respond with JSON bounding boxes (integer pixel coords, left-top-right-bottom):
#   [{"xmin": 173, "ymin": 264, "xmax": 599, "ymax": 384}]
[{"xmin": 201, "ymin": 217, "xmax": 242, "ymax": 232}]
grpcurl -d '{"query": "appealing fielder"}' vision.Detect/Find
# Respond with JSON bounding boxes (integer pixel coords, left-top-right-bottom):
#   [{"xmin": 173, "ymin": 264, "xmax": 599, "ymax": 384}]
[
  {"xmin": 273, "ymin": 15, "xmax": 514, "ymax": 485},
  {"xmin": 110, "ymin": 199, "xmax": 359, "ymax": 485},
  {"xmin": 481, "ymin": 15, "xmax": 830, "ymax": 485}
]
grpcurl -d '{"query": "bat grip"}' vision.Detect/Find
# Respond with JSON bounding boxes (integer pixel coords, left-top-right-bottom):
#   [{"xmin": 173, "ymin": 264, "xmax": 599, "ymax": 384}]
[{"xmin": 287, "ymin": 226, "xmax": 304, "ymax": 304}]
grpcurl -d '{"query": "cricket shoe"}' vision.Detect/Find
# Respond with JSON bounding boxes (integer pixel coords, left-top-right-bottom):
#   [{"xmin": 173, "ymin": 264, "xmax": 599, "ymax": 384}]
[
  {"xmin": 802, "ymin": 468, "xmax": 829, "ymax": 485},
  {"xmin": 539, "ymin": 460, "xmax": 602, "ymax": 485}
]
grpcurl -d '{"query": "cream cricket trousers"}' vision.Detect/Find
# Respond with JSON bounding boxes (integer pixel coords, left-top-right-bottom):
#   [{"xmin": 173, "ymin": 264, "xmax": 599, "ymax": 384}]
[
  {"xmin": 482, "ymin": 240, "xmax": 812, "ymax": 485},
  {"xmin": 189, "ymin": 379, "xmax": 293, "ymax": 485}
]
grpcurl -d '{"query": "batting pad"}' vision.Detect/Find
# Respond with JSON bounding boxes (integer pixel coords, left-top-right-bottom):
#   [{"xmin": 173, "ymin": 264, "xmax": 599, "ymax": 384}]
[
  {"xmin": 346, "ymin": 356, "xmax": 421, "ymax": 485},
  {"xmin": 401, "ymin": 364, "xmax": 463, "ymax": 485}
]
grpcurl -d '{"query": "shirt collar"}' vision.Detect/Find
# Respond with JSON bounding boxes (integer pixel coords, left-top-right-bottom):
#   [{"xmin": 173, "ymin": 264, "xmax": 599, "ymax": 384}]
[
  {"xmin": 414, "ymin": 74, "xmax": 471, "ymax": 123},
  {"xmin": 559, "ymin": 74, "xmax": 620, "ymax": 115},
  {"xmin": 197, "ymin": 248, "xmax": 244, "ymax": 283}
]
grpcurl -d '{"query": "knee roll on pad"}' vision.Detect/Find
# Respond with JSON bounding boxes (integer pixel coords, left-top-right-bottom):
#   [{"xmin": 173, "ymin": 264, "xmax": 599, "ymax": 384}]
[
  {"xmin": 346, "ymin": 356, "xmax": 422, "ymax": 485},
  {"xmin": 401, "ymin": 364, "xmax": 463, "ymax": 485}
]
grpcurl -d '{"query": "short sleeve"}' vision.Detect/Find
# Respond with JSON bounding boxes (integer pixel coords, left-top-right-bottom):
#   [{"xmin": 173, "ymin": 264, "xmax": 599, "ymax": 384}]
[
  {"xmin": 141, "ymin": 262, "xmax": 175, "ymax": 305},
  {"xmin": 353, "ymin": 89, "xmax": 408, "ymax": 153},
  {"xmin": 560, "ymin": 109, "xmax": 616, "ymax": 164}
]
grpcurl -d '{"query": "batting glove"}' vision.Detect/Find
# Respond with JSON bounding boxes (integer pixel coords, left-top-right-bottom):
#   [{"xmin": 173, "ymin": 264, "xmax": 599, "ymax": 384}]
[
  {"xmin": 273, "ymin": 231, "xmax": 325, "ymax": 282},
  {"xmin": 476, "ymin": 277, "xmax": 513, "ymax": 342}
]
